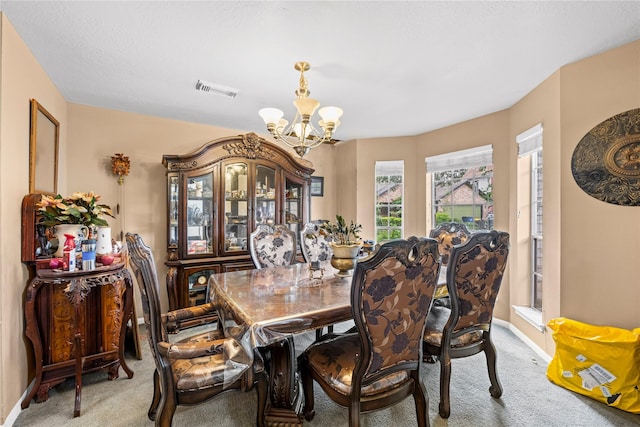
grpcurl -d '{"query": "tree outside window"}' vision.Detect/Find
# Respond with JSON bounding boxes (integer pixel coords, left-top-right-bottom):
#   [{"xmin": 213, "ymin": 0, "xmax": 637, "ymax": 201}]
[{"xmin": 375, "ymin": 161, "xmax": 404, "ymax": 243}]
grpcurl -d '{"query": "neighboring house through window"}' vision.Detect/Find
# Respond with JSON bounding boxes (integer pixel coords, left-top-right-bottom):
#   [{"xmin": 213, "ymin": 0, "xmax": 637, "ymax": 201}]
[{"xmin": 425, "ymin": 145, "xmax": 494, "ymax": 231}]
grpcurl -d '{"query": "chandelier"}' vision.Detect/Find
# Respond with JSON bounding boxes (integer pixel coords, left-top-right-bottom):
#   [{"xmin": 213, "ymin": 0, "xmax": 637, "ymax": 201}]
[{"xmin": 259, "ymin": 61, "xmax": 343, "ymax": 157}]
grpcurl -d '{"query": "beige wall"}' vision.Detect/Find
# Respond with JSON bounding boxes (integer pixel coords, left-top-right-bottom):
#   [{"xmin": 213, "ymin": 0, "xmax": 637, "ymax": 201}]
[
  {"xmin": 509, "ymin": 71, "xmax": 562, "ymax": 351},
  {"xmin": 2, "ymin": 10, "xmax": 640, "ymax": 423},
  {"xmin": 0, "ymin": 14, "xmax": 68, "ymax": 424},
  {"xmin": 559, "ymin": 41, "xmax": 640, "ymax": 329}
]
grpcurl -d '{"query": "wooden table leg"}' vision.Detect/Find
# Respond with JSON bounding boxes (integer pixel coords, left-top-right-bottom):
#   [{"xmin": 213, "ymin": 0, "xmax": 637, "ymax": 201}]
[{"xmin": 263, "ymin": 337, "xmax": 304, "ymax": 427}]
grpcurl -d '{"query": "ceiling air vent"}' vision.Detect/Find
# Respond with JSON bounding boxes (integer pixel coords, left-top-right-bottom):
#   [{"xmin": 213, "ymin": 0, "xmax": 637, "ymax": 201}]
[{"xmin": 195, "ymin": 80, "xmax": 239, "ymax": 98}]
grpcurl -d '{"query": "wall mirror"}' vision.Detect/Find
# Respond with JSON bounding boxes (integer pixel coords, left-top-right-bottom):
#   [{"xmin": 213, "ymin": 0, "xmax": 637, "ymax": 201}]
[{"xmin": 29, "ymin": 99, "xmax": 59, "ymax": 194}]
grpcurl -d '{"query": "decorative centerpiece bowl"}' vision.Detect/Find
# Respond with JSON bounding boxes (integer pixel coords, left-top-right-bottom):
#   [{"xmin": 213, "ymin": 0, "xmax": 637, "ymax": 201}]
[{"xmin": 320, "ymin": 215, "xmax": 363, "ymax": 277}]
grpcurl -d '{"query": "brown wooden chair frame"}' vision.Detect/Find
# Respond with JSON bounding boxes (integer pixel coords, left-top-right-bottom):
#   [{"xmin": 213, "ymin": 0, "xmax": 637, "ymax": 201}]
[
  {"xmin": 423, "ymin": 230, "xmax": 509, "ymax": 418},
  {"xmin": 126, "ymin": 233, "xmax": 267, "ymax": 427}
]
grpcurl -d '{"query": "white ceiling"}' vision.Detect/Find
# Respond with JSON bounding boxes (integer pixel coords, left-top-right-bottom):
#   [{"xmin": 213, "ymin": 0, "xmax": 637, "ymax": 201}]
[{"xmin": 2, "ymin": 1, "xmax": 639, "ymax": 141}]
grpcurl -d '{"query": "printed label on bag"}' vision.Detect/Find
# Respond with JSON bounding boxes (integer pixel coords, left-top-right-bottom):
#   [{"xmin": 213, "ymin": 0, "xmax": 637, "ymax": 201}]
[
  {"xmin": 578, "ymin": 363, "xmax": 617, "ymax": 390},
  {"xmin": 562, "ymin": 370, "xmax": 573, "ymax": 378},
  {"xmin": 576, "ymin": 354, "xmax": 587, "ymax": 362},
  {"xmin": 600, "ymin": 385, "xmax": 612, "ymax": 397}
]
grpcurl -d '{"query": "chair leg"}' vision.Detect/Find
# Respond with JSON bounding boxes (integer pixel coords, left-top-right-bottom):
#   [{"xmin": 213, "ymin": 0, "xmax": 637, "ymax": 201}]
[
  {"xmin": 156, "ymin": 392, "xmax": 176, "ymax": 427},
  {"xmin": 156, "ymin": 373, "xmax": 177, "ymax": 427},
  {"xmin": 438, "ymin": 348, "xmax": 452, "ymax": 419},
  {"xmin": 348, "ymin": 400, "xmax": 361, "ymax": 427},
  {"xmin": 148, "ymin": 369, "xmax": 161, "ymax": 421},
  {"xmin": 315, "ymin": 328, "xmax": 323, "ymax": 340},
  {"xmin": 412, "ymin": 373, "xmax": 430, "ymax": 427},
  {"xmin": 255, "ymin": 371, "xmax": 268, "ymax": 427},
  {"xmin": 298, "ymin": 354, "xmax": 316, "ymax": 421},
  {"xmin": 484, "ymin": 335, "xmax": 503, "ymax": 398}
]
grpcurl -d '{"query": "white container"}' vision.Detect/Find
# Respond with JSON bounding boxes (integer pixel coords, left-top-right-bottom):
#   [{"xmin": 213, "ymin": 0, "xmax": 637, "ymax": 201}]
[{"xmin": 96, "ymin": 227, "xmax": 112, "ymax": 255}]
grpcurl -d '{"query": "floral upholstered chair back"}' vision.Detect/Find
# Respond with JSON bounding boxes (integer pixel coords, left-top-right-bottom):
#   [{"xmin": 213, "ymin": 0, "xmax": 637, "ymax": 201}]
[
  {"xmin": 422, "ymin": 230, "xmax": 509, "ymax": 419},
  {"xmin": 353, "ymin": 236, "xmax": 440, "ymax": 382},
  {"xmin": 249, "ymin": 224, "xmax": 297, "ymax": 269},
  {"xmin": 429, "ymin": 222, "xmax": 472, "ymax": 265},
  {"xmin": 300, "ymin": 222, "xmax": 333, "ymax": 266},
  {"xmin": 447, "ymin": 230, "xmax": 509, "ymax": 332}
]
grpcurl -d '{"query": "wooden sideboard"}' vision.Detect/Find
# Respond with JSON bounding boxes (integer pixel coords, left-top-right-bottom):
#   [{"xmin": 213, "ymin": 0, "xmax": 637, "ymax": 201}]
[{"xmin": 21, "ymin": 262, "xmax": 134, "ymax": 417}]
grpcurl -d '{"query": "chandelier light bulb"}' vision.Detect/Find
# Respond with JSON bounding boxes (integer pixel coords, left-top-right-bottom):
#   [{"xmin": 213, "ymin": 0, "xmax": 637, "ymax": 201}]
[
  {"xmin": 258, "ymin": 108, "xmax": 284, "ymax": 126},
  {"xmin": 318, "ymin": 106, "xmax": 343, "ymax": 124}
]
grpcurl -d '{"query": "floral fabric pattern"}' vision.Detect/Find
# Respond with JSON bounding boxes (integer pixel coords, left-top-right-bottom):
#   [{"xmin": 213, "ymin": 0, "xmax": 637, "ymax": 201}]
[
  {"xmin": 299, "ymin": 238, "xmax": 440, "ymax": 422},
  {"xmin": 251, "ymin": 225, "xmax": 296, "ymax": 268},
  {"xmin": 424, "ymin": 232, "xmax": 509, "ymax": 347},
  {"xmin": 452, "ymin": 233, "xmax": 509, "ymax": 331},
  {"xmin": 300, "ymin": 223, "xmax": 333, "ymax": 266},
  {"xmin": 305, "ymin": 334, "xmax": 409, "ymax": 396},
  {"xmin": 429, "ymin": 222, "xmax": 471, "ymax": 265},
  {"xmin": 359, "ymin": 252, "xmax": 439, "ymax": 378}
]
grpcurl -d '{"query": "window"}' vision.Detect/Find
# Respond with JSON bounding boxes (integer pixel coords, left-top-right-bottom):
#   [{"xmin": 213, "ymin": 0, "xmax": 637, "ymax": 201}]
[
  {"xmin": 426, "ymin": 145, "xmax": 493, "ymax": 231},
  {"xmin": 517, "ymin": 124, "xmax": 543, "ymax": 312},
  {"xmin": 531, "ymin": 149, "xmax": 543, "ymax": 310},
  {"xmin": 375, "ymin": 161, "xmax": 404, "ymax": 242}
]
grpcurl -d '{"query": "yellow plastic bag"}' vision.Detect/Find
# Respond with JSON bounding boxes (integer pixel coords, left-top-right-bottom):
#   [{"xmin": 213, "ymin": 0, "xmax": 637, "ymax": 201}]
[{"xmin": 546, "ymin": 317, "xmax": 640, "ymax": 413}]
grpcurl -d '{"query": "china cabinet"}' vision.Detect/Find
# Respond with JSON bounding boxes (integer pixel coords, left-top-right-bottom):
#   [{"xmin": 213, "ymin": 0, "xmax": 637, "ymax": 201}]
[{"xmin": 162, "ymin": 133, "xmax": 314, "ymax": 310}]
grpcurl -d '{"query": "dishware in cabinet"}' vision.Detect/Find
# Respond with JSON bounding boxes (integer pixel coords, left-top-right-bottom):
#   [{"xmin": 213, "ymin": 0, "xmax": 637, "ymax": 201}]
[
  {"xmin": 223, "ymin": 162, "xmax": 249, "ymax": 252},
  {"xmin": 185, "ymin": 171, "xmax": 215, "ymax": 256}
]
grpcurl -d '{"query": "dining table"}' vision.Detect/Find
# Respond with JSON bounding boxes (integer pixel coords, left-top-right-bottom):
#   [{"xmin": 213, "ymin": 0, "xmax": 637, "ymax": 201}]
[
  {"xmin": 208, "ymin": 260, "xmax": 448, "ymax": 426},
  {"xmin": 208, "ymin": 262, "xmax": 353, "ymax": 426}
]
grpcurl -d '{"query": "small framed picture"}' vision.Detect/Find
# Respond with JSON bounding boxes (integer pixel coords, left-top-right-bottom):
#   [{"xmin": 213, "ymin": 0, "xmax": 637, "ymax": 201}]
[{"xmin": 310, "ymin": 176, "xmax": 324, "ymax": 197}]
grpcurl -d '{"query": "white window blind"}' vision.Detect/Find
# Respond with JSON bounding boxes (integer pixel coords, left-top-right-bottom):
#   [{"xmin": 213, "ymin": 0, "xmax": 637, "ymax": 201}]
[
  {"xmin": 425, "ymin": 144, "xmax": 493, "ymax": 173},
  {"xmin": 517, "ymin": 123, "xmax": 543, "ymax": 157}
]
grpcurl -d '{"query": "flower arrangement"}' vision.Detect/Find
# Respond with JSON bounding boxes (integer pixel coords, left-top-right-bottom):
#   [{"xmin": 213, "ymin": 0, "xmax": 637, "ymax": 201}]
[
  {"xmin": 319, "ymin": 215, "xmax": 362, "ymax": 246},
  {"xmin": 36, "ymin": 192, "xmax": 115, "ymax": 227}
]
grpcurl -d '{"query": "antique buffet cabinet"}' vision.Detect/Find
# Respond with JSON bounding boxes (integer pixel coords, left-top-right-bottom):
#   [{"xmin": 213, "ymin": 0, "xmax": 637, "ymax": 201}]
[{"xmin": 162, "ymin": 133, "xmax": 314, "ymax": 310}]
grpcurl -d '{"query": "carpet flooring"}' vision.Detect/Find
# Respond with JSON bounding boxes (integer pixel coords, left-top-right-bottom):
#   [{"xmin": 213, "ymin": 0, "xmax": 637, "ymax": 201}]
[{"xmin": 13, "ymin": 322, "xmax": 640, "ymax": 427}]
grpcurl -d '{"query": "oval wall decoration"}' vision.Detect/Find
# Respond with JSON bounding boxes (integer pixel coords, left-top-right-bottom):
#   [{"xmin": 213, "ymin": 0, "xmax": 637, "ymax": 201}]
[{"xmin": 571, "ymin": 108, "xmax": 640, "ymax": 206}]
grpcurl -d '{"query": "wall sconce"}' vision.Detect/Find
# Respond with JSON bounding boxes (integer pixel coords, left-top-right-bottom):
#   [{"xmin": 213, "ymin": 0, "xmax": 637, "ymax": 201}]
[{"xmin": 111, "ymin": 153, "xmax": 130, "ymax": 185}]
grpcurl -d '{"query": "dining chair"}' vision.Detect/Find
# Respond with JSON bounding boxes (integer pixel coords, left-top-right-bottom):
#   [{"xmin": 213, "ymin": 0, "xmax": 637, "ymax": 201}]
[
  {"xmin": 422, "ymin": 230, "xmax": 510, "ymax": 418},
  {"xmin": 428, "ymin": 222, "xmax": 472, "ymax": 308},
  {"xmin": 300, "ymin": 222, "xmax": 333, "ymax": 266},
  {"xmin": 125, "ymin": 233, "xmax": 267, "ymax": 427},
  {"xmin": 428, "ymin": 222, "xmax": 472, "ymax": 266},
  {"xmin": 249, "ymin": 224, "xmax": 297, "ymax": 269},
  {"xmin": 300, "ymin": 222, "xmax": 335, "ymax": 339},
  {"xmin": 298, "ymin": 236, "xmax": 441, "ymax": 427}
]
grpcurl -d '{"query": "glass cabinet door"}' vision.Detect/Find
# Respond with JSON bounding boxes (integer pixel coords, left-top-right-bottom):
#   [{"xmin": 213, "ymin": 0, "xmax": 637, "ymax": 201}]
[
  {"xmin": 186, "ymin": 172, "xmax": 214, "ymax": 255},
  {"xmin": 285, "ymin": 178, "xmax": 304, "ymax": 234},
  {"xmin": 224, "ymin": 163, "xmax": 249, "ymax": 252},
  {"xmin": 169, "ymin": 175, "xmax": 179, "ymax": 245},
  {"xmin": 186, "ymin": 268, "xmax": 217, "ymax": 306},
  {"xmin": 255, "ymin": 165, "xmax": 276, "ymax": 227}
]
